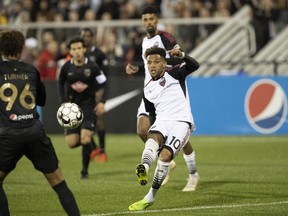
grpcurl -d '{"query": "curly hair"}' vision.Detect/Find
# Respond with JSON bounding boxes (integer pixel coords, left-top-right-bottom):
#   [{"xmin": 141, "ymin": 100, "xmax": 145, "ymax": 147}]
[
  {"xmin": 0, "ymin": 30, "xmax": 25, "ymax": 57},
  {"xmin": 144, "ymin": 46, "xmax": 166, "ymax": 59}
]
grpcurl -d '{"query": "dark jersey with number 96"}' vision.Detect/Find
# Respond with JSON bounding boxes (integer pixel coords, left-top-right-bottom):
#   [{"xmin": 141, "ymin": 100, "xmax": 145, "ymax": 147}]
[{"xmin": 0, "ymin": 60, "xmax": 46, "ymax": 131}]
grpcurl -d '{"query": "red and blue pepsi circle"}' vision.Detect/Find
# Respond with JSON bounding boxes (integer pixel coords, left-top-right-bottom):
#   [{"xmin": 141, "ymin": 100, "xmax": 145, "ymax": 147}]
[{"xmin": 245, "ymin": 79, "xmax": 287, "ymax": 134}]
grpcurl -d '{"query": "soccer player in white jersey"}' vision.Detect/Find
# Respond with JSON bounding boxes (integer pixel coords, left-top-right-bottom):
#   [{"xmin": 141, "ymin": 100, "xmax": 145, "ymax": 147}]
[
  {"xmin": 128, "ymin": 46, "xmax": 200, "ymax": 211},
  {"xmin": 126, "ymin": 6, "xmax": 199, "ymax": 190}
]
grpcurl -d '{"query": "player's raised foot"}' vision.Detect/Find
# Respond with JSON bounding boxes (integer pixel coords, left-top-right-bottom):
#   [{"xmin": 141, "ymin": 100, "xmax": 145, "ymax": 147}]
[
  {"xmin": 161, "ymin": 160, "xmax": 176, "ymax": 186},
  {"xmin": 128, "ymin": 198, "xmax": 153, "ymax": 211},
  {"xmin": 90, "ymin": 147, "xmax": 101, "ymax": 161},
  {"xmin": 182, "ymin": 172, "xmax": 200, "ymax": 192},
  {"xmin": 135, "ymin": 164, "xmax": 148, "ymax": 186},
  {"xmin": 97, "ymin": 152, "xmax": 108, "ymax": 163}
]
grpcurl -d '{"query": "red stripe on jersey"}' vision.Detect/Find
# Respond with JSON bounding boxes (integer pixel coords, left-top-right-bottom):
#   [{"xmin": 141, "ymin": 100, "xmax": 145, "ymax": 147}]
[{"xmin": 159, "ymin": 31, "xmax": 175, "ymax": 43}]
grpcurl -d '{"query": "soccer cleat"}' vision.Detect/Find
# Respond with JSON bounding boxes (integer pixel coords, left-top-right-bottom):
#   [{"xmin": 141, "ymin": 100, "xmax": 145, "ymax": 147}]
[
  {"xmin": 90, "ymin": 147, "xmax": 101, "ymax": 161},
  {"xmin": 96, "ymin": 152, "xmax": 108, "ymax": 163},
  {"xmin": 182, "ymin": 172, "xmax": 200, "ymax": 192},
  {"xmin": 80, "ymin": 171, "xmax": 89, "ymax": 180},
  {"xmin": 161, "ymin": 160, "xmax": 176, "ymax": 186},
  {"xmin": 135, "ymin": 164, "xmax": 148, "ymax": 186},
  {"xmin": 128, "ymin": 198, "xmax": 153, "ymax": 211}
]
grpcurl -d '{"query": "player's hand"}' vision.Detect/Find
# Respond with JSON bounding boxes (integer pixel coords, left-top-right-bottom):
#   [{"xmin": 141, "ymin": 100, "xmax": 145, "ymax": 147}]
[
  {"xmin": 126, "ymin": 63, "xmax": 139, "ymax": 74},
  {"xmin": 95, "ymin": 102, "xmax": 105, "ymax": 116},
  {"xmin": 168, "ymin": 49, "xmax": 185, "ymax": 59}
]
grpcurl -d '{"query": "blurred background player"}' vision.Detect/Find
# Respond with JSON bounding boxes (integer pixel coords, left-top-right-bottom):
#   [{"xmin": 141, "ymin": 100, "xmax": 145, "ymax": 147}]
[
  {"xmin": 58, "ymin": 36, "xmax": 107, "ymax": 179},
  {"xmin": 80, "ymin": 28, "xmax": 109, "ymax": 163},
  {"xmin": 0, "ymin": 29, "xmax": 80, "ymax": 215},
  {"xmin": 126, "ymin": 5, "xmax": 200, "ymax": 190}
]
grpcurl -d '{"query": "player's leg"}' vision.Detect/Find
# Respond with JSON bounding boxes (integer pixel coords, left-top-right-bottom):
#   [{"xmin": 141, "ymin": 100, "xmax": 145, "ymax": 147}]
[
  {"xmin": 135, "ymin": 133, "xmax": 162, "ymax": 186},
  {"xmin": 0, "ymin": 171, "xmax": 10, "ymax": 216},
  {"xmin": 182, "ymin": 140, "xmax": 200, "ymax": 192},
  {"xmin": 137, "ymin": 115, "xmax": 150, "ymax": 142},
  {"xmin": 45, "ymin": 168, "xmax": 80, "ymax": 216},
  {"xmin": 136, "ymin": 100, "xmax": 150, "ymax": 142},
  {"xmin": 28, "ymin": 133, "xmax": 80, "ymax": 216},
  {"xmin": 80, "ymin": 128, "xmax": 93, "ymax": 179},
  {"xmin": 95, "ymin": 115, "xmax": 107, "ymax": 162},
  {"xmin": 65, "ymin": 133, "xmax": 81, "ymax": 148}
]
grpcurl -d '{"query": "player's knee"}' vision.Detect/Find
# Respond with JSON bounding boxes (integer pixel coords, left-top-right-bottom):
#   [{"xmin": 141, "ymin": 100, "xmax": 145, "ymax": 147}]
[
  {"xmin": 159, "ymin": 148, "xmax": 173, "ymax": 162},
  {"xmin": 80, "ymin": 136, "xmax": 91, "ymax": 145}
]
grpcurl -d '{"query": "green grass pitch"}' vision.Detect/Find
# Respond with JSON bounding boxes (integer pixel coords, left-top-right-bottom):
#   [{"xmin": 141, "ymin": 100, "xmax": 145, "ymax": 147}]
[{"xmin": 4, "ymin": 134, "xmax": 288, "ymax": 216}]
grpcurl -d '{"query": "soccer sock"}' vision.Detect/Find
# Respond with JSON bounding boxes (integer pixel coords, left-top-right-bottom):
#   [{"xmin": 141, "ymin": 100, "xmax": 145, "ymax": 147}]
[
  {"xmin": 183, "ymin": 151, "xmax": 197, "ymax": 175},
  {"xmin": 98, "ymin": 129, "xmax": 105, "ymax": 152},
  {"xmin": 0, "ymin": 182, "xmax": 10, "ymax": 216},
  {"xmin": 81, "ymin": 143, "xmax": 92, "ymax": 175},
  {"xmin": 52, "ymin": 181, "xmax": 80, "ymax": 216},
  {"xmin": 91, "ymin": 137, "xmax": 97, "ymax": 150},
  {"xmin": 144, "ymin": 160, "xmax": 170, "ymax": 203},
  {"xmin": 141, "ymin": 139, "xmax": 159, "ymax": 172}
]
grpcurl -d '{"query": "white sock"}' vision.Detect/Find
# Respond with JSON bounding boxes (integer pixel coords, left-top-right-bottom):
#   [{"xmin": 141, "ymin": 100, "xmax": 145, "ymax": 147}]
[
  {"xmin": 144, "ymin": 160, "xmax": 170, "ymax": 203},
  {"xmin": 183, "ymin": 151, "xmax": 197, "ymax": 175},
  {"xmin": 141, "ymin": 139, "xmax": 159, "ymax": 172}
]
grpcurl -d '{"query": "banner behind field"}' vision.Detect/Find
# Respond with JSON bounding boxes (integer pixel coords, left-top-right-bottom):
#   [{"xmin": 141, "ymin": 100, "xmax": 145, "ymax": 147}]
[{"xmin": 187, "ymin": 76, "xmax": 288, "ymax": 135}]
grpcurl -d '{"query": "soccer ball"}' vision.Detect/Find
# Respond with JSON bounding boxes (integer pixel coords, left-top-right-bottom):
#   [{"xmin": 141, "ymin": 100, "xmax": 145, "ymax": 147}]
[{"xmin": 56, "ymin": 102, "xmax": 84, "ymax": 129}]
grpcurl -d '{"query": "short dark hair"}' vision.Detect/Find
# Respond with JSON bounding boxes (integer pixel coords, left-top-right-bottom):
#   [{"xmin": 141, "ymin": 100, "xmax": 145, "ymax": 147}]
[
  {"xmin": 81, "ymin": 28, "xmax": 94, "ymax": 36},
  {"xmin": 0, "ymin": 30, "xmax": 25, "ymax": 57},
  {"xmin": 67, "ymin": 36, "xmax": 86, "ymax": 49},
  {"xmin": 141, "ymin": 6, "xmax": 159, "ymax": 16},
  {"xmin": 145, "ymin": 46, "xmax": 166, "ymax": 58}
]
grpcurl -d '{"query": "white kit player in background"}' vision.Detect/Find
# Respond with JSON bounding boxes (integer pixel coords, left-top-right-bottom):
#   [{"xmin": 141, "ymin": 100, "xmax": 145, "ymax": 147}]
[{"xmin": 128, "ymin": 46, "xmax": 200, "ymax": 211}]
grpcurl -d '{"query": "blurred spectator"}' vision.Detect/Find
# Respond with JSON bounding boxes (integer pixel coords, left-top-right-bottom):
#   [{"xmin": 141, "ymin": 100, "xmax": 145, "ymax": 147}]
[
  {"xmin": 96, "ymin": 0, "xmax": 120, "ymax": 20},
  {"xmin": 55, "ymin": 0, "xmax": 70, "ymax": 21},
  {"xmin": 0, "ymin": 7, "xmax": 8, "ymax": 26},
  {"xmin": 125, "ymin": 29, "xmax": 143, "ymax": 71},
  {"xmin": 67, "ymin": 9, "xmax": 81, "ymax": 36},
  {"xmin": 249, "ymin": 0, "xmax": 280, "ymax": 52},
  {"xmin": 7, "ymin": 1, "xmax": 22, "ymax": 24},
  {"xmin": 120, "ymin": 0, "xmax": 140, "ymax": 19},
  {"xmin": 37, "ymin": 40, "xmax": 59, "ymax": 80},
  {"xmin": 100, "ymin": 31, "xmax": 124, "ymax": 74},
  {"xmin": 83, "ymin": 8, "xmax": 96, "ymax": 20},
  {"xmin": 21, "ymin": 37, "xmax": 39, "ymax": 67},
  {"xmin": 36, "ymin": 0, "xmax": 55, "ymax": 21}
]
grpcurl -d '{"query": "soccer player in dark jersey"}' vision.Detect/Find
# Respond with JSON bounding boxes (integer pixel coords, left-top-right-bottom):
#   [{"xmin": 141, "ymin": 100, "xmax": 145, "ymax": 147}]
[
  {"xmin": 80, "ymin": 28, "xmax": 109, "ymax": 163},
  {"xmin": 129, "ymin": 46, "xmax": 200, "ymax": 211},
  {"xmin": 58, "ymin": 36, "xmax": 107, "ymax": 179},
  {"xmin": 126, "ymin": 6, "xmax": 200, "ymax": 190},
  {"xmin": 0, "ymin": 30, "xmax": 80, "ymax": 216}
]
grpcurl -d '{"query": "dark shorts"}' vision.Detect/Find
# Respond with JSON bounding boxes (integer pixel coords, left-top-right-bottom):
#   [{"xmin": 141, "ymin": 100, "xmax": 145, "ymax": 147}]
[
  {"xmin": 65, "ymin": 103, "xmax": 96, "ymax": 135},
  {"xmin": 0, "ymin": 121, "xmax": 59, "ymax": 174}
]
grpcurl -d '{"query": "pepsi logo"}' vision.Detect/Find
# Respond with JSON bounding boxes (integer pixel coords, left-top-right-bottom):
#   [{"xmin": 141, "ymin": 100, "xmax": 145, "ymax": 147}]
[{"xmin": 245, "ymin": 79, "xmax": 287, "ymax": 134}]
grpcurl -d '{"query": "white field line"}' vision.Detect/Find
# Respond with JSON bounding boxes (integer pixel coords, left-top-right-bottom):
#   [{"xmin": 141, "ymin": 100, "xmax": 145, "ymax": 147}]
[
  {"xmin": 83, "ymin": 200, "xmax": 288, "ymax": 216},
  {"xmin": 193, "ymin": 136, "xmax": 288, "ymax": 143}
]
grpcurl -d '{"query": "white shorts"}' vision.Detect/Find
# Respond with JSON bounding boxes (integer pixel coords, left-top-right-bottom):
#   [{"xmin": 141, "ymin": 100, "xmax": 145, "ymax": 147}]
[
  {"xmin": 137, "ymin": 99, "xmax": 149, "ymax": 118},
  {"xmin": 148, "ymin": 120, "xmax": 191, "ymax": 157}
]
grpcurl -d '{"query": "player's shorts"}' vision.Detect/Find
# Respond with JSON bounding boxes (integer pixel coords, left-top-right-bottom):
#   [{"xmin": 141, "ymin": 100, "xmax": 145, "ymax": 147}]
[
  {"xmin": 148, "ymin": 120, "xmax": 192, "ymax": 157},
  {"xmin": 0, "ymin": 121, "xmax": 59, "ymax": 174},
  {"xmin": 65, "ymin": 103, "xmax": 96, "ymax": 135},
  {"xmin": 137, "ymin": 99, "xmax": 149, "ymax": 118}
]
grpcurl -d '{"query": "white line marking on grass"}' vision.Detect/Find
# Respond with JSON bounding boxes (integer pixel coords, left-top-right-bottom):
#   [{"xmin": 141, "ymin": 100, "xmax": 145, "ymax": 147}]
[{"xmin": 83, "ymin": 200, "xmax": 288, "ymax": 216}]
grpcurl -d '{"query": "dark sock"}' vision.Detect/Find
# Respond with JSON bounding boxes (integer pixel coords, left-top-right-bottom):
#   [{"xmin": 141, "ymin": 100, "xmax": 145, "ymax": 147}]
[
  {"xmin": 0, "ymin": 182, "xmax": 10, "ymax": 216},
  {"xmin": 91, "ymin": 137, "xmax": 97, "ymax": 150},
  {"xmin": 98, "ymin": 130, "xmax": 106, "ymax": 152},
  {"xmin": 81, "ymin": 143, "xmax": 92, "ymax": 175},
  {"xmin": 52, "ymin": 181, "xmax": 80, "ymax": 216}
]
